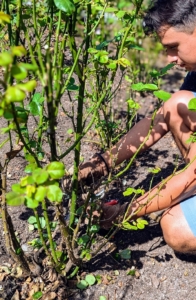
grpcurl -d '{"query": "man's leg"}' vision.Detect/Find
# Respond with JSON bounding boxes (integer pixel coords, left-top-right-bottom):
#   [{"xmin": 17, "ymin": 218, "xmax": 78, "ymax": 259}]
[
  {"xmin": 146, "ymin": 90, "xmax": 196, "ymax": 253},
  {"xmin": 161, "ymin": 196, "xmax": 196, "ymax": 253}
]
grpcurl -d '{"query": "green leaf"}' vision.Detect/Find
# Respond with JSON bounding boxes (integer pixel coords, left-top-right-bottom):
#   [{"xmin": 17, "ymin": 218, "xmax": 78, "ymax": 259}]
[
  {"xmin": 96, "ymin": 40, "xmax": 110, "ymax": 50},
  {"xmin": 119, "ymin": 249, "xmax": 131, "ymax": 260},
  {"xmin": 85, "ymin": 274, "xmax": 96, "ymax": 286},
  {"xmin": 32, "ymin": 169, "xmax": 49, "ymax": 185},
  {"xmin": 47, "ymin": 161, "xmax": 65, "ymax": 179},
  {"xmin": 148, "ymin": 167, "xmax": 161, "ymax": 174},
  {"xmin": 25, "ymin": 154, "xmax": 36, "ymax": 163},
  {"xmin": 38, "ymin": 217, "xmax": 46, "ymax": 229},
  {"xmin": 17, "ymin": 80, "xmax": 37, "ymax": 92},
  {"xmin": 28, "ymin": 101, "xmax": 40, "ymax": 116},
  {"xmin": 153, "ymin": 90, "xmax": 171, "ymax": 102},
  {"xmin": 12, "ymin": 183, "xmax": 25, "ymax": 193},
  {"xmin": 107, "ymin": 61, "xmax": 117, "ymax": 69},
  {"xmin": 0, "ymin": 52, "xmax": 13, "ymax": 66},
  {"xmin": 137, "ymin": 222, "xmax": 145, "ymax": 229},
  {"xmin": 47, "ymin": 185, "xmax": 63, "ymax": 202},
  {"xmin": 116, "ymin": 10, "xmax": 126, "ymax": 18},
  {"xmin": 99, "ymin": 55, "xmax": 108, "ymax": 64},
  {"xmin": 32, "ymin": 291, "xmax": 43, "ymax": 300},
  {"xmin": 6, "ymin": 192, "xmax": 25, "ymax": 206},
  {"xmin": 143, "ymin": 83, "xmax": 158, "ymax": 91},
  {"xmin": 129, "ymin": 45, "xmax": 145, "ymax": 51},
  {"xmin": 89, "ymin": 224, "xmax": 100, "ymax": 233},
  {"xmin": 25, "ymin": 197, "xmax": 39, "ymax": 209},
  {"xmin": 137, "ymin": 218, "xmax": 148, "ymax": 225},
  {"xmin": 99, "ymin": 297, "xmax": 107, "ymax": 300},
  {"xmin": 105, "ymin": 7, "xmax": 118, "ymax": 12},
  {"xmin": 28, "ymin": 216, "xmax": 36, "ymax": 224},
  {"xmin": 123, "ymin": 187, "xmax": 136, "ymax": 196},
  {"xmin": 11, "ymin": 46, "xmax": 27, "ymax": 57},
  {"xmin": 188, "ymin": 98, "xmax": 196, "ymax": 111},
  {"xmin": 131, "ymin": 83, "xmax": 158, "ymax": 92},
  {"xmin": 5, "ymin": 86, "xmax": 26, "ymax": 103},
  {"xmin": 88, "ymin": 48, "xmax": 98, "ymax": 54},
  {"xmin": 122, "ymin": 221, "xmax": 138, "ymax": 230},
  {"xmin": 11, "ymin": 65, "xmax": 28, "ymax": 80},
  {"xmin": 0, "ymin": 12, "xmax": 11, "ymax": 24},
  {"xmin": 77, "ymin": 234, "xmax": 90, "ymax": 245},
  {"xmin": 54, "ymin": 0, "xmax": 75, "ymax": 15},
  {"xmin": 118, "ymin": 57, "xmax": 131, "ymax": 67},
  {"xmin": 160, "ymin": 63, "xmax": 175, "ymax": 76},
  {"xmin": 77, "ymin": 280, "xmax": 88, "ymax": 290},
  {"xmin": 127, "ymin": 269, "xmax": 136, "ymax": 276},
  {"xmin": 34, "ymin": 186, "xmax": 46, "ymax": 202},
  {"xmin": 25, "ymin": 163, "xmax": 37, "ymax": 173},
  {"xmin": 19, "ymin": 62, "xmax": 38, "ymax": 72}
]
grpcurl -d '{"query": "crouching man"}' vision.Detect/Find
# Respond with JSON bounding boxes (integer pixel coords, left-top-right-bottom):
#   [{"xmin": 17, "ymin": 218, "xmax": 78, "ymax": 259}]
[{"xmin": 72, "ymin": 0, "xmax": 196, "ymax": 254}]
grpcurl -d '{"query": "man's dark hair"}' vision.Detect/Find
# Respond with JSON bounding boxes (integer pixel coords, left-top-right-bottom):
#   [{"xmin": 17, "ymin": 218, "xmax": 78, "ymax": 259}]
[{"xmin": 143, "ymin": 0, "xmax": 196, "ymax": 35}]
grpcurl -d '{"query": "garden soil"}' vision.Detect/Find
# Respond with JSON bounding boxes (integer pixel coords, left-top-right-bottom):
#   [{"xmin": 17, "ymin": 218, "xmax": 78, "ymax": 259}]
[{"xmin": 0, "ymin": 67, "xmax": 196, "ymax": 300}]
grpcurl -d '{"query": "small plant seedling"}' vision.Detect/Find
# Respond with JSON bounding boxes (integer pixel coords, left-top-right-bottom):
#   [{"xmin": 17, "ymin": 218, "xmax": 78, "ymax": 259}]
[{"xmin": 77, "ymin": 274, "xmax": 96, "ymax": 290}]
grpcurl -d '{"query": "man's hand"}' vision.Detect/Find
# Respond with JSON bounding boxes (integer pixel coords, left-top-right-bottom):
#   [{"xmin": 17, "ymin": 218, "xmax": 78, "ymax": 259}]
[{"xmin": 64, "ymin": 153, "xmax": 109, "ymax": 187}]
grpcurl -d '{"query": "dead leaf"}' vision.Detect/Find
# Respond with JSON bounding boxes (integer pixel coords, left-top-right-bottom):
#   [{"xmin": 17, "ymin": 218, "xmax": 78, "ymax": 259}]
[
  {"xmin": 28, "ymin": 283, "xmax": 41, "ymax": 297},
  {"xmin": 0, "ymin": 272, "xmax": 7, "ymax": 281},
  {"xmin": 47, "ymin": 269, "xmax": 58, "ymax": 282},
  {"xmin": 101, "ymin": 274, "xmax": 110, "ymax": 285},
  {"xmin": 6, "ymin": 148, "xmax": 23, "ymax": 160}
]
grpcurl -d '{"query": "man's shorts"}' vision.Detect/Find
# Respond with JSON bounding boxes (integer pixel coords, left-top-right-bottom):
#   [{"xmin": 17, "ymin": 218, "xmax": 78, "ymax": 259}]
[{"xmin": 180, "ymin": 195, "xmax": 196, "ymax": 236}]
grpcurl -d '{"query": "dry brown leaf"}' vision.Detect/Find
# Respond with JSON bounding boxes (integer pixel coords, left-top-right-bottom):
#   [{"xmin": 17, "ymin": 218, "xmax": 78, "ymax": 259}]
[
  {"xmin": 47, "ymin": 269, "xmax": 58, "ymax": 282},
  {"xmin": 28, "ymin": 283, "xmax": 41, "ymax": 297},
  {"xmin": 101, "ymin": 274, "xmax": 110, "ymax": 285},
  {"xmin": 6, "ymin": 144, "xmax": 24, "ymax": 160},
  {"xmin": 0, "ymin": 272, "xmax": 7, "ymax": 281}
]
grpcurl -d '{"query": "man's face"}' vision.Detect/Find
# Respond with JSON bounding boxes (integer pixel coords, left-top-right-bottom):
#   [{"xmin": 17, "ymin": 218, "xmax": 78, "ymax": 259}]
[{"xmin": 159, "ymin": 26, "xmax": 196, "ymax": 71}]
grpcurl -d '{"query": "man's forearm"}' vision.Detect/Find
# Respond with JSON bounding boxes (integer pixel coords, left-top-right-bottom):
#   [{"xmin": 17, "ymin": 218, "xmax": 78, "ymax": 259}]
[
  {"xmin": 128, "ymin": 159, "xmax": 196, "ymax": 218},
  {"xmin": 102, "ymin": 107, "xmax": 168, "ymax": 168}
]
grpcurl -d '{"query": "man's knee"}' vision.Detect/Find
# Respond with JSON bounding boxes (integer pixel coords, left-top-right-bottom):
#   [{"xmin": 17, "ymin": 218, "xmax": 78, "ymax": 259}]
[
  {"xmin": 161, "ymin": 219, "xmax": 187, "ymax": 252},
  {"xmin": 160, "ymin": 207, "xmax": 196, "ymax": 253},
  {"xmin": 163, "ymin": 90, "xmax": 196, "ymax": 130}
]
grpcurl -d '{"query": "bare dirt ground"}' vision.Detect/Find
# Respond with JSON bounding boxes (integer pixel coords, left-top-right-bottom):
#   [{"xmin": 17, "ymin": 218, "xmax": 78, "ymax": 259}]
[{"xmin": 1, "ymin": 67, "xmax": 196, "ymax": 300}]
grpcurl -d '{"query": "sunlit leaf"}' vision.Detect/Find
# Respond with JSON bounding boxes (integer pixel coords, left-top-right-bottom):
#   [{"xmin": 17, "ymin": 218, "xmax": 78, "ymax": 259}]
[
  {"xmin": 47, "ymin": 161, "xmax": 65, "ymax": 179},
  {"xmin": 0, "ymin": 11, "xmax": 11, "ymax": 24},
  {"xmin": 188, "ymin": 98, "xmax": 196, "ymax": 111},
  {"xmin": 118, "ymin": 57, "xmax": 131, "ymax": 67},
  {"xmin": 0, "ymin": 52, "xmax": 13, "ymax": 66},
  {"xmin": 54, "ymin": 0, "xmax": 75, "ymax": 15},
  {"xmin": 47, "ymin": 185, "xmax": 63, "ymax": 202},
  {"xmin": 32, "ymin": 291, "xmax": 43, "ymax": 300},
  {"xmin": 25, "ymin": 197, "xmax": 39, "ymax": 209},
  {"xmin": 32, "ymin": 169, "xmax": 49, "ymax": 185},
  {"xmin": 153, "ymin": 90, "xmax": 171, "ymax": 102},
  {"xmin": 34, "ymin": 186, "xmax": 46, "ymax": 202},
  {"xmin": 5, "ymin": 86, "xmax": 26, "ymax": 103},
  {"xmin": 17, "ymin": 80, "xmax": 37, "ymax": 92},
  {"xmin": 77, "ymin": 280, "xmax": 88, "ymax": 290},
  {"xmin": 11, "ymin": 65, "xmax": 28, "ymax": 80},
  {"xmin": 122, "ymin": 221, "xmax": 138, "ymax": 230},
  {"xmin": 6, "ymin": 192, "xmax": 25, "ymax": 206},
  {"xmin": 85, "ymin": 274, "xmax": 96, "ymax": 286},
  {"xmin": 11, "ymin": 46, "xmax": 27, "ymax": 57}
]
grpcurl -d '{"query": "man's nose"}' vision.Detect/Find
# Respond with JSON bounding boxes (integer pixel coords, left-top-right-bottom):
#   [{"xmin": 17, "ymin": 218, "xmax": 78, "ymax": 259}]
[{"xmin": 167, "ymin": 53, "xmax": 178, "ymax": 64}]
